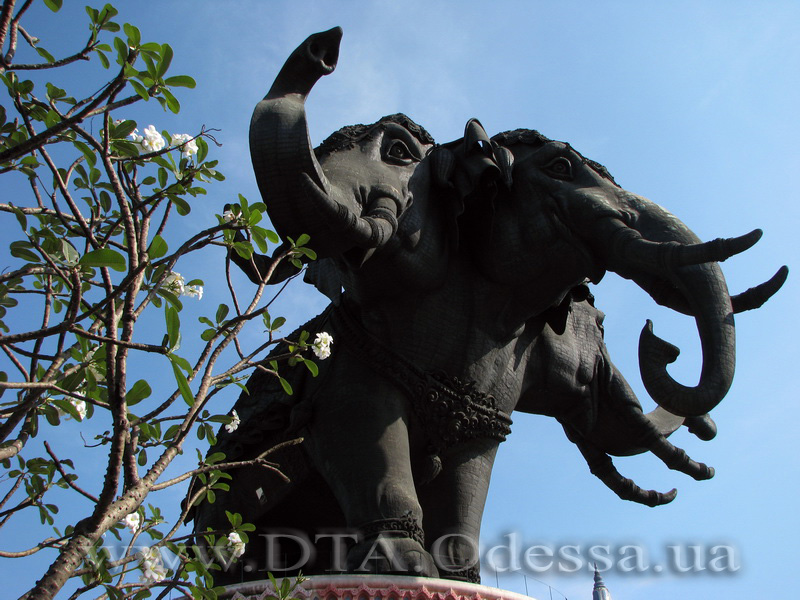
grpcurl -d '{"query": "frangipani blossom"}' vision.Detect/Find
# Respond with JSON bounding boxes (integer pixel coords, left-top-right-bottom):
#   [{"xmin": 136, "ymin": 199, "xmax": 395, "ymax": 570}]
[
  {"xmin": 122, "ymin": 512, "xmax": 141, "ymax": 533},
  {"xmin": 225, "ymin": 410, "xmax": 240, "ymax": 433},
  {"xmin": 137, "ymin": 546, "xmax": 167, "ymax": 583},
  {"xmin": 129, "ymin": 125, "xmax": 166, "ymax": 153},
  {"xmin": 171, "ymin": 133, "xmax": 198, "ymax": 158},
  {"xmin": 161, "ymin": 272, "xmax": 202, "ymax": 300},
  {"xmin": 226, "ymin": 532, "xmax": 246, "ymax": 559},
  {"xmin": 312, "ymin": 332, "xmax": 333, "ymax": 360}
]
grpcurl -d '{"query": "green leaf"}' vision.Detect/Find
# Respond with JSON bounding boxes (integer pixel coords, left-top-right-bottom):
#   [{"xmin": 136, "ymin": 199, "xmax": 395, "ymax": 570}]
[
  {"xmin": 157, "ymin": 167, "xmax": 168, "ymax": 188},
  {"xmin": 170, "ymin": 194, "xmax": 191, "ymax": 215},
  {"xmin": 45, "ymin": 82, "xmax": 65, "ymax": 100},
  {"xmin": 129, "ymin": 79, "xmax": 149, "ymax": 101},
  {"xmin": 113, "ymin": 36, "xmax": 128, "ymax": 64},
  {"xmin": 215, "ymin": 304, "xmax": 229, "ymax": 324},
  {"xmin": 10, "ymin": 205, "xmax": 27, "ymax": 230},
  {"xmin": 96, "ymin": 49, "xmax": 110, "ymax": 69},
  {"xmin": 156, "ymin": 288, "xmax": 182, "ymax": 311},
  {"xmin": 9, "ymin": 241, "xmax": 39, "ymax": 263},
  {"xmin": 161, "ymin": 87, "xmax": 180, "ymax": 114},
  {"xmin": 165, "ymin": 305, "xmax": 180, "ymax": 349},
  {"xmin": 169, "ymin": 357, "xmax": 194, "ymax": 406},
  {"xmin": 112, "ymin": 139, "xmax": 139, "ymax": 157},
  {"xmin": 80, "ymin": 249, "xmax": 126, "ymax": 272},
  {"xmin": 232, "ymin": 241, "xmax": 252, "ymax": 260},
  {"xmin": 123, "ymin": 23, "xmax": 141, "ymax": 47},
  {"xmin": 297, "ymin": 246, "xmax": 318, "ymax": 260},
  {"xmin": 279, "ymin": 377, "xmax": 293, "ymax": 396},
  {"xmin": 43, "ymin": 0, "xmax": 62, "ymax": 12},
  {"xmin": 59, "ymin": 239, "xmax": 79, "ymax": 265},
  {"xmin": 73, "ymin": 140, "xmax": 96, "ymax": 167},
  {"xmin": 112, "ymin": 119, "xmax": 137, "ymax": 139},
  {"xmin": 157, "ymin": 43, "xmax": 174, "ymax": 79},
  {"xmin": 35, "ymin": 47, "xmax": 55, "ymax": 63},
  {"xmin": 165, "ymin": 75, "xmax": 196, "ymax": 88},
  {"xmin": 296, "ymin": 234, "xmax": 310, "ymax": 247},
  {"xmin": 196, "ymin": 137, "xmax": 208, "ymax": 163},
  {"xmin": 148, "ymin": 235, "xmax": 168, "ymax": 259},
  {"xmin": 303, "ymin": 359, "xmax": 319, "ymax": 377},
  {"xmin": 126, "ymin": 380, "xmax": 151, "ymax": 406},
  {"xmin": 52, "ymin": 399, "xmax": 81, "ymax": 421},
  {"xmin": 44, "ymin": 109, "xmax": 60, "ymax": 128}
]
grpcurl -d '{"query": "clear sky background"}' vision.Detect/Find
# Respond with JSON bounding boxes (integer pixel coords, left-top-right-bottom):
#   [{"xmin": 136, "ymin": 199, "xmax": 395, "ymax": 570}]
[{"xmin": 3, "ymin": 2, "xmax": 799, "ymax": 599}]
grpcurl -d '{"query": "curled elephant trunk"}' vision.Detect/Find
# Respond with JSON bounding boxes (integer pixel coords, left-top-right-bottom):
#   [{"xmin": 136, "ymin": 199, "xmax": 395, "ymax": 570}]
[
  {"xmin": 249, "ymin": 27, "xmax": 399, "ymax": 257},
  {"xmin": 596, "ymin": 208, "xmax": 738, "ymax": 418}
]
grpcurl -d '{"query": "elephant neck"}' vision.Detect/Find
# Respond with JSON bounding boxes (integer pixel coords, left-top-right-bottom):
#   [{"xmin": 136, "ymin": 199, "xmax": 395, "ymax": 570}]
[
  {"xmin": 330, "ymin": 302, "xmax": 514, "ymax": 452},
  {"xmin": 335, "ymin": 260, "xmax": 552, "ymax": 414}
]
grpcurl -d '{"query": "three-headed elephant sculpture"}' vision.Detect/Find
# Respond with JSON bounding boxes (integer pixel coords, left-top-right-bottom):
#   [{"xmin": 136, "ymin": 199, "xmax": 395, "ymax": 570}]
[{"xmin": 191, "ymin": 27, "xmax": 786, "ymax": 584}]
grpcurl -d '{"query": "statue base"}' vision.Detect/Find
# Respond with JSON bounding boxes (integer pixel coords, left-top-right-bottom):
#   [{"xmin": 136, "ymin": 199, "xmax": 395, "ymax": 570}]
[{"xmin": 221, "ymin": 575, "xmax": 538, "ymax": 600}]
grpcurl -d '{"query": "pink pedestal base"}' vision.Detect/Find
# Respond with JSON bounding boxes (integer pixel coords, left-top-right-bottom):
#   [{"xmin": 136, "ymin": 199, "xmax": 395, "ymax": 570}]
[{"xmin": 222, "ymin": 575, "xmax": 538, "ymax": 600}]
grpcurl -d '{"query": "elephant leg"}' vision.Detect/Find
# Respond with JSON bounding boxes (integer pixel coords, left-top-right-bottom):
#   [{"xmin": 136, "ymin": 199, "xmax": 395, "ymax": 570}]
[
  {"xmin": 417, "ymin": 438, "xmax": 500, "ymax": 583},
  {"xmin": 302, "ymin": 370, "xmax": 438, "ymax": 577}
]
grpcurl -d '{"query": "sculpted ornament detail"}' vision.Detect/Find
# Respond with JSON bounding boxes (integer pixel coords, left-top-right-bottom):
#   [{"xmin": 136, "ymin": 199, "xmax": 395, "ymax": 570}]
[{"xmin": 190, "ymin": 27, "xmax": 787, "ymax": 583}]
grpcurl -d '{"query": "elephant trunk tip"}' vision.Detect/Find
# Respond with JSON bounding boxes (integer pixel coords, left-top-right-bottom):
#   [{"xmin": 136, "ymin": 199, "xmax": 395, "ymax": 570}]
[
  {"xmin": 639, "ymin": 319, "xmax": 731, "ymax": 418},
  {"xmin": 305, "ymin": 26, "xmax": 343, "ymax": 75},
  {"xmin": 266, "ymin": 27, "xmax": 343, "ymax": 100}
]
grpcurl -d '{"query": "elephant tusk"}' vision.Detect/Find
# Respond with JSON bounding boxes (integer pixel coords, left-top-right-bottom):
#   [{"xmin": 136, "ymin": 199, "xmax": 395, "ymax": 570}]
[
  {"xmin": 603, "ymin": 219, "xmax": 763, "ymax": 274},
  {"xmin": 731, "ymin": 265, "xmax": 789, "ymax": 313}
]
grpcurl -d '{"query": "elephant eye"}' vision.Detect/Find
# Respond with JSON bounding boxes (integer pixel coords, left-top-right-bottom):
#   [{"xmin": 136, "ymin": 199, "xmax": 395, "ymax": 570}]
[
  {"xmin": 385, "ymin": 140, "xmax": 414, "ymax": 164},
  {"xmin": 544, "ymin": 156, "xmax": 573, "ymax": 181}
]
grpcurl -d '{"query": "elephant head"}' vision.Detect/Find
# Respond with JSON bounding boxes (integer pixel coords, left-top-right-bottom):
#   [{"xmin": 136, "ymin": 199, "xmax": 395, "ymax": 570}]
[
  {"xmin": 442, "ymin": 126, "xmax": 784, "ymax": 418},
  {"xmin": 249, "ymin": 27, "xmax": 437, "ymax": 267}
]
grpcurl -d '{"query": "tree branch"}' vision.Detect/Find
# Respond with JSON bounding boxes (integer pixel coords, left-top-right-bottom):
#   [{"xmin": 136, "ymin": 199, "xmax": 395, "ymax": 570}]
[{"xmin": 44, "ymin": 441, "xmax": 99, "ymax": 504}]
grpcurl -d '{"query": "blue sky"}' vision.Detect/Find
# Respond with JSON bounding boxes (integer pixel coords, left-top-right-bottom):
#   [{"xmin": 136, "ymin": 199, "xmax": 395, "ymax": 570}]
[{"xmin": 3, "ymin": 1, "xmax": 799, "ymax": 598}]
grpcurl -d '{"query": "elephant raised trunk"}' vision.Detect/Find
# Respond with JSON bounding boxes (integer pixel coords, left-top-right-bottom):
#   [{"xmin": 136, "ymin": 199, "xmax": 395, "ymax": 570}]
[
  {"xmin": 594, "ymin": 213, "xmax": 754, "ymax": 417},
  {"xmin": 250, "ymin": 27, "xmax": 402, "ymax": 257}
]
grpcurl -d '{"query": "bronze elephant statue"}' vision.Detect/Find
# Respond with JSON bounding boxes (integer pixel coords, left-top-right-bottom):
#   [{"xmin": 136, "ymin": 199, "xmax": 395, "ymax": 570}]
[{"xmin": 191, "ymin": 27, "xmax": 786, "ymax": 584}]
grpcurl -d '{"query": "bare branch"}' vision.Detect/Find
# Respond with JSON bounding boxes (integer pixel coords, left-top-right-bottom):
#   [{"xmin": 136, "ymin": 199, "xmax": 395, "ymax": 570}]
[
  {"xmin": 150, "ymin": 442, "xmax": 299, "ymax": 491},
  {"xmin": 44, "ymin": 441, "xmax": 99, "ymax": 504}
]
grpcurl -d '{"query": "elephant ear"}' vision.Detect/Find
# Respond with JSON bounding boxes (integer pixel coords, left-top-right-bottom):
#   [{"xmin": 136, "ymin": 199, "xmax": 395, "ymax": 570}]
[{"xmin": 304, "ymin": 258, "xmax": 342, "ymax": 304}]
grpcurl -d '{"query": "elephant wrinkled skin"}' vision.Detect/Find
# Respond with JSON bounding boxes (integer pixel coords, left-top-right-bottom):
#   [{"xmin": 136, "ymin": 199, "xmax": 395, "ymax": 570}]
[{"xmin": 190, "ymin": 28, "xmax": 786, "ymax": 584}]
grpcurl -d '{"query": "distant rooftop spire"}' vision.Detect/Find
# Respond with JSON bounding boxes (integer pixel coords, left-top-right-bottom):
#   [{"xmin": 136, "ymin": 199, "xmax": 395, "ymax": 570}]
[{"xmin": 592, "ymin": 563, "xmax": 612, "ymax": 600}]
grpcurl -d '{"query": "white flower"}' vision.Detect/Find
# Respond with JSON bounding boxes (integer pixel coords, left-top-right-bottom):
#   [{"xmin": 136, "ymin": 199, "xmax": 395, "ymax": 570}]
[
  {"xmin": 226, "ymin": 532, "xmax": 246, "ymax": 559},
  {"xmin": 129, "ymin": 125, "xmax": 166, "ymax": 153},
  {"xmin": 171, "ymin": 133, "xmax": 198, "ymax": 158},
  {"xmin": 72, "ymin": 399, "xmax": 87, "ymax": 420},
  {"xmin": 184, "ymin": 284, "xmax": 203, "ymax": 300},
  {"xmin": 138, "ymin": 546, "xmax": 167, "ymax": 583},
  {"xmin": 56, "ymin": 399, "xmax": 87, "ymax": 421},
  {"xmin": 162, "ymin": 271, "xmax": 185, "ymax": 296},
  {"xmin": 122, "ymin": 512, "xmax": 141, "ymax": 533},
  {"xmin": 311, "ymin": 332, "xmax": 333, "ymax": 360},
  {"xmin": 225, "ymin": 410, "xmax": 240, "ymax": 433},
  {"xmin": 222, "ymin": 209, "xmax": 235, "ymax": 222},
  {"xmin": 138, "ymin": 545, "xmax": 159, "ymax": 562},
  {"xmin": 161, "ymin": 272, "xmax": 202, "ymax": 300},
  {"xmin": 141, "ymin": 560, "xmax": 167, "ymax": 583}
]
